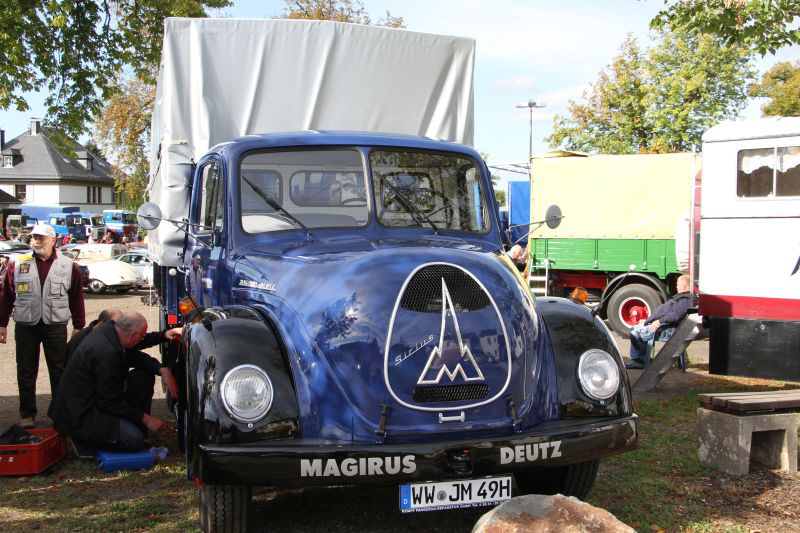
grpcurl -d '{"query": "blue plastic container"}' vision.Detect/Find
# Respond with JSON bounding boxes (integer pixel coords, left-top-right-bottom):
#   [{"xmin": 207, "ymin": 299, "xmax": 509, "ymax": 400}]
[{"xmin": 96, "ymin": 450, "xmax": 155, "ymax": 472}]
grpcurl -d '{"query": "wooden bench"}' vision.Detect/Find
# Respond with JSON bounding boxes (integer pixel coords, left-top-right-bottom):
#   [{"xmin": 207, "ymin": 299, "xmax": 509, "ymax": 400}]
[{"xmin": 697, "ymin": 390, "xmax": 800, "ymax": 475}]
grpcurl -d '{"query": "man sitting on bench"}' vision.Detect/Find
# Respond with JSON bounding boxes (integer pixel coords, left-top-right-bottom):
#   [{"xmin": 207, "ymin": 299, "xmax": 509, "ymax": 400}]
[{"xmin": 625, "ymin": 274, "xmax": 691, "ymax": 369}]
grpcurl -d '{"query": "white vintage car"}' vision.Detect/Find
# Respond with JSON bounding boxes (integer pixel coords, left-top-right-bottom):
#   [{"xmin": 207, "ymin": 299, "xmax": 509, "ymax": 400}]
[
  {"xmin": 114, "ymin": 249, "xmax": 153, "ymax": 287},
  {"xmin": 60, "ymin": 245, "xmax": 144, "ymax": 294}
]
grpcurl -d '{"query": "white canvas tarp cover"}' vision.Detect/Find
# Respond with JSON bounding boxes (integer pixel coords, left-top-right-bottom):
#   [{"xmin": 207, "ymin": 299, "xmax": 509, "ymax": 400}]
[
  {"xmin": 531, "ymin": 153, "xmax": 699, "ymax": 239},
  {"xmin": 148, "ymin": 17, "xmax": 475, "ymax": 265}
]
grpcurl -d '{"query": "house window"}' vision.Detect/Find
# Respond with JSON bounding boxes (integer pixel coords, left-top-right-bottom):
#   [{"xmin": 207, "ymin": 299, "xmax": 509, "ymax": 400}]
[
  {"xmin": 14, "ymin": 185, "xmax": 26, "ymax": 201},
  {"xmin": 86, "ymin": 159, "xmax": 93, "ymax": 171},
  {"xmin": 2, "ymin": 156, "xmax": 12, "ymax": 168},
  {"xmin": 86, "ymin": 186, "xmax": 103, "ymax": 204}
]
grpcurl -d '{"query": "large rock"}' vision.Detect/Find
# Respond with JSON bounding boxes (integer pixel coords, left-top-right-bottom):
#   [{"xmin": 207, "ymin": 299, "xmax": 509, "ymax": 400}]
[{"xmin": 472, "ymin": 494, "xmax": 633, "ymax": 533}]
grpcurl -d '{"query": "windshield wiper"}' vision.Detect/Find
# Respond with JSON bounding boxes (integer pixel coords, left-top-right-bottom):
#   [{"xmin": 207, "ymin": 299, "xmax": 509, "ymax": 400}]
[
  {"xmin": 242, "ymin": 177, "xmax": 313, "ymax": 237},
  {"xmin": 376, "ymin": 175, "xmax": 440, "ymax": 234}
]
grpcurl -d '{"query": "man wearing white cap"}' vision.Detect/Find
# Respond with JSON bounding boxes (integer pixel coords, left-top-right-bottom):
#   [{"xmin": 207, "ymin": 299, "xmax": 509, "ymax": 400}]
[{"xmin": 0, "ymin": 223, "xmax": 85, "ymax": 428}]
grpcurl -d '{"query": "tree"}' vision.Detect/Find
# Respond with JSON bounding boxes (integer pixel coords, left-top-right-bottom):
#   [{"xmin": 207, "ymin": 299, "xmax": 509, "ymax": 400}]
[
  {"xmin": 651, "ymin": 0, "xmax": 800, "ymax": 55},
  {"xmin": 94, "ymin": 77, "xmax": 155, "ymax": 210},
  {"xmin": 547, "ymin": 31, "xmax": 755, "ymax": 154},
  {"xmin": 0, "ymin": 0, "xmax": 229, "ymax": 138},
  {"xmin": 748, "ymin": 60, "xmax": 800, "ymax": 116},
  {"xmin": 282, "ymin": 0, "xmax": 405, "ymax": 27}
]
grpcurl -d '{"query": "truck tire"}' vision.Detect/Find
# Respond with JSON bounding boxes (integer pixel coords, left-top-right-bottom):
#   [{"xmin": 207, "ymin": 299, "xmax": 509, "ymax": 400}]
[
  {"xmin": 199, "ymin": 484, "xmax": 251, "ymax": 533},
  {"xmin": 87, "ymin": 279, "xmax": 107, "ymax": 294},
  {"xmin": 515, "ymin": 459, "xmax": 599, "ymax": 500},
  {"xmin": 606, "ymin": 283, "xmax": 662, "ymax": 337}
]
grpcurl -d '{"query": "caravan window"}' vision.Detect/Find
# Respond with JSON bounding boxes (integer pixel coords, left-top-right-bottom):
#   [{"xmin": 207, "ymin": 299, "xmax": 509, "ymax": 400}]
[{"xmin": 737, "ymin": 146, "xmax": 800, "ymax": 197}]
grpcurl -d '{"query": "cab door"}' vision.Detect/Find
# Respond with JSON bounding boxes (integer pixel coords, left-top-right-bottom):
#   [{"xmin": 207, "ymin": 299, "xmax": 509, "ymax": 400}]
[{"xmin": 186, "ymin": 157, "xmax": 227, "ymax": 307}]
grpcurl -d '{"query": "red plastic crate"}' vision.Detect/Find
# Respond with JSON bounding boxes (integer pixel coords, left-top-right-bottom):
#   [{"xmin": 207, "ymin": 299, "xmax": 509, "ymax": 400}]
[{"xmin": 0, "ymin": 429, "xmax": 68, "ymax": 475}]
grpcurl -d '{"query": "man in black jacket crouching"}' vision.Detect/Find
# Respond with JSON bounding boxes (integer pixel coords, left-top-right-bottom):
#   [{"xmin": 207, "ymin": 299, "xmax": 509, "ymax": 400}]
[{"xmin": 53, "ymin": 312, "xmax": 178, "ymax": 452}]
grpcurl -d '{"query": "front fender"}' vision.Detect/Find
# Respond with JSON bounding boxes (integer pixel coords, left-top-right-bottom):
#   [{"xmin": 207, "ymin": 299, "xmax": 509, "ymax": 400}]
[
  {"xmin": 182, "ymin": 305, "xmax": 299, "ymax": 476},
  {"xmin": 536, "ymin": 297, "xmax": 633, "ymax": 418}
]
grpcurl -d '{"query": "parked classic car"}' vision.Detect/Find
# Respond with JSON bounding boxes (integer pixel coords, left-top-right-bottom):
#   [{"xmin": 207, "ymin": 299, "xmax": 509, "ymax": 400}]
[
  {"xmin": 60, "ymin": 247, "xmax": 143, "ymax": 294},
  {"xmin": 115, "ymin": 249, "xmax": 153, "ymax": 287}
]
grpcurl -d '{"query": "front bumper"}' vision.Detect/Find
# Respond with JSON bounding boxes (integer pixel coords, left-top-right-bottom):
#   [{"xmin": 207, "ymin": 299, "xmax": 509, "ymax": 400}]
[{"xmin": 197, "ymin": 415, "xmax": 637, "ymax": 486}]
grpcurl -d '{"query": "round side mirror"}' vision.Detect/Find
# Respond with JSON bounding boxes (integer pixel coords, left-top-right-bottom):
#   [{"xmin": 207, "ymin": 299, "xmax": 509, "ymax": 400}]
[
  {"xmin": 545, "ymin": 205, "xmax": 562, "ymax": 229},
  {"xmin": 136, "ymin": 202, "xmax": 163, "ymax": 231}
]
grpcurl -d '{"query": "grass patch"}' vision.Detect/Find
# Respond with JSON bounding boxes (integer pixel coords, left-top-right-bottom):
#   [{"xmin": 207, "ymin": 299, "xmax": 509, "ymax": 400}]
[
  {"xmin": 589, "ymin": 391, "xmax": 716, "ymax": 531},
  {"xmin": 589, "ymin": 379, "xmax": 800, "ymax": 533},
  {"xmin": 0, "ymin": 456, "xmax": 198, "ymax": 532}
]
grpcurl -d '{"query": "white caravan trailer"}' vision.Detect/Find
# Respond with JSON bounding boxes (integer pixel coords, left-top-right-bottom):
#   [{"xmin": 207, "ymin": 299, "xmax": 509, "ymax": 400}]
[{"xmin": 698, "ymin": 117, "xmax": 800, "ymax": 380}]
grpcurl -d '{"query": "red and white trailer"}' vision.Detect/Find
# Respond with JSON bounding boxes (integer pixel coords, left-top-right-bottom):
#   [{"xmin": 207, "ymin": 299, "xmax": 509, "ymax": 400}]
[{"xmin": 698, "ymin": 117, "xmax": 800, "ymax": 381}]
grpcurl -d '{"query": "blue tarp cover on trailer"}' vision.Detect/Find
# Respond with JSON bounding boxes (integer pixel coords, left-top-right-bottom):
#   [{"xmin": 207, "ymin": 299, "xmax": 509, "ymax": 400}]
[{"xmin": 508, "ymin": 181, "xmax": 530, "ymax": 246}]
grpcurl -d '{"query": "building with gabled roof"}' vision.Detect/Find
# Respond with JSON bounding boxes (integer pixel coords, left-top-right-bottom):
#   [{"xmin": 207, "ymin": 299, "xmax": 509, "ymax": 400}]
[{"xmin": 0, "ymin": 118, "xmax": 116, "ymax": 210}]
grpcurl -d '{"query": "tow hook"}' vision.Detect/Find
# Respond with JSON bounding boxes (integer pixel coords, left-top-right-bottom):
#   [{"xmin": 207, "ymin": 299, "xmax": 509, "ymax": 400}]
[{"xmin": 446, "ymin": 448, "xmax": 474, "ymax": 476}]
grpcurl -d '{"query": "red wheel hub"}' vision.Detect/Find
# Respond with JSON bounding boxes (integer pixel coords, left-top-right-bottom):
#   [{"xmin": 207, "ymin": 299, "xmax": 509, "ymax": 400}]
[{"xmin": 619, "ymin": 298, "xmax": 650, "ymax": 327}]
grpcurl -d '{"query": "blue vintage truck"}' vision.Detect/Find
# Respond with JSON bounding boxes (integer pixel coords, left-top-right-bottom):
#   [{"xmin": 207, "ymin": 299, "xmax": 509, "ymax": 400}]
[
  {"xmin": 141, "ymin": 19, "xmax": 637, "ymax": 532},
  {"xmin": 102, "ymin": 209, "xmax": 138, "ymax": 240}
]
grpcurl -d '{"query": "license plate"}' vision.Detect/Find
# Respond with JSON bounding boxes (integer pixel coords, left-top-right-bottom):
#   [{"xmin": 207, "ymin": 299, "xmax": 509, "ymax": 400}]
[{"xmin": 399, "ymin": 476, "xmax": 512, "ymax": 513}]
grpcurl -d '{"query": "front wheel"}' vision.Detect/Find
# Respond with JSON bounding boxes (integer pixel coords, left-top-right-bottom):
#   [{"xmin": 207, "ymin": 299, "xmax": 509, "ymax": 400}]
[
  {"xmin": 199, "ymin": 484, "xmax": 251, "ymax": 533},
  {"xmin": 515, "ymin": 459, "xmax": 599, "ymax": 500},
  {"xmin": 86, "ymin": 279, "xmax": 107, "ymax": 294},
  {"xmin": 606, "ymin": 283, "xmax": 662, "ymax": 337}
]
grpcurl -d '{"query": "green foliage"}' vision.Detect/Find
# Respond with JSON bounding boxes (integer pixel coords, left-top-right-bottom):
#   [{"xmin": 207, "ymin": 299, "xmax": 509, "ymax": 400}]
[
  {"xmin": 748, "ymin": 60, "xmax": 800, "ymax": 116},
  {"xmin": 282, "ymin": 0, "xmax": 405, "ymax": 27},
  {"xmin": 495, "ymin": 190, "xmax": 506, "ymax": 208},
  {"xmin": 651, "ymin": 0, "xmax": 800, "ymax": 55},
  {"xmin": 547, "ymin": 31, "xmax": 755, "ymax": 154},
  {"xmin": 0, "ymin": 0, "xmax": 230, "ymax": 138}
]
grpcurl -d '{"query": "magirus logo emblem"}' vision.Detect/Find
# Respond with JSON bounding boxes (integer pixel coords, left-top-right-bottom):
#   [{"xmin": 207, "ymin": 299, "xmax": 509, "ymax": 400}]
[
  {"xmin": 417, "ymin": 278, "xmax": 485, "ymax": 385},
  {"xmin": 384, "ymin": 263, "xmax": 512, "ymax": 412}
]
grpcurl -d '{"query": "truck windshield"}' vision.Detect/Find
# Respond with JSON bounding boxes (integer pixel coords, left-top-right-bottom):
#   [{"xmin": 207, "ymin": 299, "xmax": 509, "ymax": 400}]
[
  {"xmin": 370, "ymin": 150, "xmax": 489, "ymax": 233},
  {"xmin": 240, "ymin": 149, "xmax": 368, "ymax": 233}
]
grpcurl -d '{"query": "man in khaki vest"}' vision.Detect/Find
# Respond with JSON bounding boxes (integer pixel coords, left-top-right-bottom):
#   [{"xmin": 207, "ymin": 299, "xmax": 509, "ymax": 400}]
[{"xmin": 0, "ymin": 224, "xmax": 85, "ymax": 428}]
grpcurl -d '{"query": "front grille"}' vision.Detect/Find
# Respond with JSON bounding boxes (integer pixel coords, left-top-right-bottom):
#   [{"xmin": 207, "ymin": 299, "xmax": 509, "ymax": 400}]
[
  {"xmin": 413, "ymin": 384, "xmax": 489, "ymax": 403},
  {"xmin": 400, "ymin": 265, "xmax": 490, "ymax": 313}
]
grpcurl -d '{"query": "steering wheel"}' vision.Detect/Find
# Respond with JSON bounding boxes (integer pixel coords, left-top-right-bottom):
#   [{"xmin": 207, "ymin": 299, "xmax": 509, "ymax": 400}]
[{"xmin": 422, "ymin": 190, "xmax": 456, "ymax": 225}]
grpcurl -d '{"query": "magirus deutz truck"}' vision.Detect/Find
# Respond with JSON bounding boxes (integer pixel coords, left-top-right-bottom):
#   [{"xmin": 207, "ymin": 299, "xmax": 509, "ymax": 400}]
[{"xmin": 140, "ymin": 18, "xmax": 637, "ymax": 532}]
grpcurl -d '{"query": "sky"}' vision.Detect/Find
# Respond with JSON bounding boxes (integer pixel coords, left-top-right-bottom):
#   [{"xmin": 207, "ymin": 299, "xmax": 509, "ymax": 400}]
[{"xmin": 1, "ymin": 0, "xmax": 798, "ymax": 193}]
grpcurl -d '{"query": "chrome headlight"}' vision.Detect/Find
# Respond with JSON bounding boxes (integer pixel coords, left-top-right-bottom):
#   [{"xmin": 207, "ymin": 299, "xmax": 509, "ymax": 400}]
[
  {"xmin": 577, "ymin": 349, "xmax": 620, "ymax": 401},
  {"xmin": 220, "ymin": 364, "xmax": 274, "ymax": 423}
]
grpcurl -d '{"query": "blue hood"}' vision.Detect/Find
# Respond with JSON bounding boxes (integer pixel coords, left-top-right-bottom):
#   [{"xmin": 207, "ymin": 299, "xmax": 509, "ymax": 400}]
[{"xmin": 230, "ymin": 235, "xmax": 558, "ymax": 442}]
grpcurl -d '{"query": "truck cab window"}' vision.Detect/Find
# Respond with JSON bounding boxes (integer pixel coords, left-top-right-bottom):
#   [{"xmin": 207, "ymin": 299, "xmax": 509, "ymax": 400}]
[
  {"xmin": 198, "ymin": 161, "xmax": 223, "ymax": 232},
  {"xmin": 371, "ymin": 150, "xmax": 489, "ymax": 233},
  {"xmin": 240, "ymin": 150, "xmax": 367, "ymax": 233}
]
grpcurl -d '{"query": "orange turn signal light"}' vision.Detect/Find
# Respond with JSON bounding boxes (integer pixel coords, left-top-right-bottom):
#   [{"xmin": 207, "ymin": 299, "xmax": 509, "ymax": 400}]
[
  {"xmin": 570, "ymin": 287, "xmax": 588, "ymax": 304},
  {"xmin": 178, "ymin": 297, "xmax": 203, "ymax": 323}
]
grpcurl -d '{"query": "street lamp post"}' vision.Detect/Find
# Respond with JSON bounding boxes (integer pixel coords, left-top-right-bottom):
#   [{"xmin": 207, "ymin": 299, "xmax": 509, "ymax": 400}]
[{"xmin": 515, "ymin": 99, "xmax": 546, "ymax": 166}]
